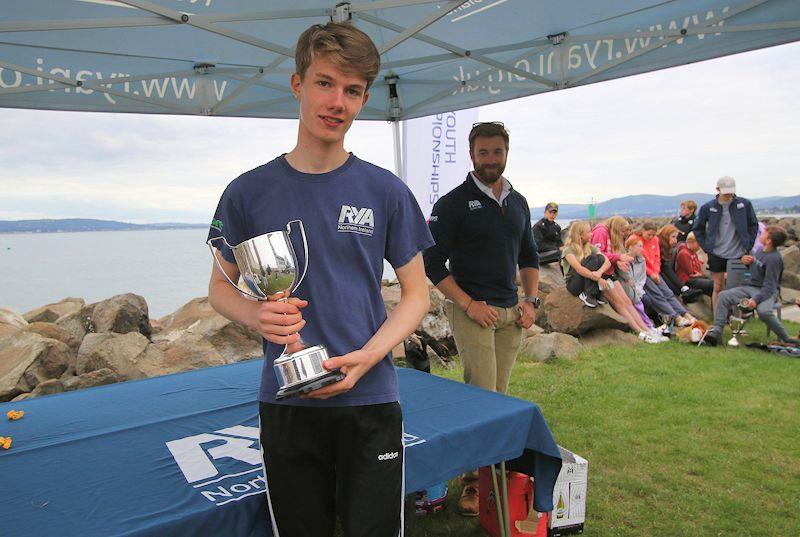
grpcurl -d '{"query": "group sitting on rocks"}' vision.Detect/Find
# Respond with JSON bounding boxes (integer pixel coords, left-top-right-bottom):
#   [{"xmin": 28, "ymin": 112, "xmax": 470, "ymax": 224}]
[
  {"xmin": 2, "ymin": 201, "xmax": 799, "ymax": 403},
  {"xmin": 535, "ymin": 194, "xmax": 799, "ymax": 347}
]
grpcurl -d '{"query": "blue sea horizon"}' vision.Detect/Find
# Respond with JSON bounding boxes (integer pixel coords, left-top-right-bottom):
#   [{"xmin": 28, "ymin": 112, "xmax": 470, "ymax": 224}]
[{"xmin": 0, "ymin": 228, "xmax": 402, "ymax": 319}]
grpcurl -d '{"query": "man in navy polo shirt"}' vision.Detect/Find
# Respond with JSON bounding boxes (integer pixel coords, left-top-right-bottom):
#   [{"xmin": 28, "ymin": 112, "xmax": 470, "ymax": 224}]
[
  {"xmin": 207, "ymin": 22, "xmax": 432, "ymax": 537},
  {"xmin": 423, "ymin": 121, "xmax": 540, "ymax": 516}
]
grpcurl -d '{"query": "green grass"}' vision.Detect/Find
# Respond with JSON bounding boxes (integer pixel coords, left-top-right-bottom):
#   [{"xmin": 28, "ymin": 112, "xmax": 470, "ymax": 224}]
[{"xmin": 404, "ymin": 320, "xmax": 800, "ymax": 536}]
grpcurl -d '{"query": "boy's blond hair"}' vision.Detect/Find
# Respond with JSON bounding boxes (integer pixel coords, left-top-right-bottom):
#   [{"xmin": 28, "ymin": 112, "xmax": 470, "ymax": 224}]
[{"xmin": 295, "ymin": 22, "xmax": 381, "ymax": 89}]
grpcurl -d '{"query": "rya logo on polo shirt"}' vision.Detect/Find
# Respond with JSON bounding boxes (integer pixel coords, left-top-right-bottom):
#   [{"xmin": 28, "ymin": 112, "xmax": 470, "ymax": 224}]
[
  {"xmin": 468, "ymin": 200, "xmax": 482, "ymax": 211},
  {"xmin": 338, "ymin": 205, "xmax": 375, "ymax": 236}
]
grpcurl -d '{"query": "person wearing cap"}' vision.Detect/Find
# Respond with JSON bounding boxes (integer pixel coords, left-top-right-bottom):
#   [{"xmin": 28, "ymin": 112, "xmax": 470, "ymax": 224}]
[
  {"xmin": 423, "ymin": 121, "xmax": 540, "ymax": 517},
  {"xmin": 533, "ymin": 202, "xmax": 563, "ymax": 265},
  {"xmin": 692, "ymin": 176, "xmax": 758, "ymax": 312}
]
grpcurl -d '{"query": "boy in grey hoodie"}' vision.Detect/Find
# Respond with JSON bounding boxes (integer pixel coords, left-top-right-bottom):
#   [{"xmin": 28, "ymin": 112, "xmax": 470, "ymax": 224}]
[{"xmin": 704, "ymin": 225, "xmax": 798, "ymax": 346}]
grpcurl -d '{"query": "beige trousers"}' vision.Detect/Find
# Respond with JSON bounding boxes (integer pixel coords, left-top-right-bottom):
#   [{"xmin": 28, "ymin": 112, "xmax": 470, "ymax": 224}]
[{"xmin": 445, "ymin": 300, "xmax": 523, "ymax": 394}]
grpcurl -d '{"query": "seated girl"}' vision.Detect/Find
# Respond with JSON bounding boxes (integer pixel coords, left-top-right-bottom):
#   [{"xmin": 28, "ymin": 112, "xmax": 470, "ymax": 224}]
[
  {"xmin": 562, "ymin": 221, "xmax": 661, "ymax": 343},
  {"xmin": 616, "ymin": 235, "xmax": 667, "ymax": 341},
  {"xmin": 632, "ymin": 221, "xmax": 696, "ymax": 330},
  {"xmin": 656, "ymin": 224, "xmax": 684, "ymax": 295}
]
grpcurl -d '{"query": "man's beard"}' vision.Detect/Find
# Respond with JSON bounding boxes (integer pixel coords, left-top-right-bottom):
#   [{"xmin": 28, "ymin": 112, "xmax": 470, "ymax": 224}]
[{"xmin": 474, "ymin": 163, "xmax": 505, "ymax": 184}]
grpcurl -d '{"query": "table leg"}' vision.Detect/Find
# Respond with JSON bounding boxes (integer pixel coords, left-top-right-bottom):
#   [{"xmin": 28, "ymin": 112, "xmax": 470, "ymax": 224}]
[
  {"xmin": 500, "ymin": 461, "xmax": 511, "ymax": 537},
  {"xmin": 490, "ymin": 464, "xmax": 507, "ymax": 537}
]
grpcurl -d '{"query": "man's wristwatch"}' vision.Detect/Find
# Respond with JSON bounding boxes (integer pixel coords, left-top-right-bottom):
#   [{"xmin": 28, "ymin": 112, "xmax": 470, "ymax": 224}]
[{"xmin": 523, "ymin": 296, "xmax": 542, "ymax": 308}]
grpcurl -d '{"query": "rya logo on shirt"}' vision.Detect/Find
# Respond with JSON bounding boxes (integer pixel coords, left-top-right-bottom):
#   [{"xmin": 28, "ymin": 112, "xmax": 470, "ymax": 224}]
[
  {"xmin": 338, "ymin": 205, "xmax": 375, "ymax": 236},
  {"xmin": 468, "ymin": 200, "xmax": 482, "ymax": 211}
]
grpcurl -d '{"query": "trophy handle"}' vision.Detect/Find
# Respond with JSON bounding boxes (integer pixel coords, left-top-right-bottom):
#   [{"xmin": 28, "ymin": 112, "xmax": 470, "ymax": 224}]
[
  {"xmin": 207, "ymin": 237, "xmax": 264, "ymax": 301},
  {"xmin": 286, "ymin": 219, "xmax": 309, "ymax": 294}
]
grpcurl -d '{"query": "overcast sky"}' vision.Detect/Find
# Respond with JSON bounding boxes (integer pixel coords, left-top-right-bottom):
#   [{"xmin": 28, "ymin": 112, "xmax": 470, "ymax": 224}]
[{"xmin": 1, "ymin": 41, "xmax": 798, "ymax": 224}]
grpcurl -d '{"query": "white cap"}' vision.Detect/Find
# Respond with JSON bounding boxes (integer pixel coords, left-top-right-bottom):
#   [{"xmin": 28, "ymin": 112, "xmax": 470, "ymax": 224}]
[{"xmin": 716, "ymin": 176, "xmax": 736, "ymax": 195}]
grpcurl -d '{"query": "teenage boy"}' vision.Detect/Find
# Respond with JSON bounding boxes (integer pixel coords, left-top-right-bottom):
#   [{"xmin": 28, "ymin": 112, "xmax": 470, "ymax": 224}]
[
  {"xmin": 693, "ymin": 176, "xmax": 758, "ymax": 311},
  {"xmin": 533, "ymin": 202, "xmax": 563, "ymax": 264},
  {"xmin": 703, "ymin": 226, "xmax": 797, "ymax": 346},
  {"xmin": 207, "ymin": 23, "xmax": 433, "ymax": 537},
  {"xmin": 672, "ymin": 199, "xmax": 697, "ymax": 243},
  {"xmin": 423, "ymin": 121, "xmax": 540, "ymax": 516}
]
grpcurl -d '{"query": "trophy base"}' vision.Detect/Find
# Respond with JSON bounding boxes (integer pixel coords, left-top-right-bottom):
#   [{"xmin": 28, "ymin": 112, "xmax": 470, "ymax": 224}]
[{"xmin": 275, "ymin": 369, "xmax": 346, "ymax": 400}]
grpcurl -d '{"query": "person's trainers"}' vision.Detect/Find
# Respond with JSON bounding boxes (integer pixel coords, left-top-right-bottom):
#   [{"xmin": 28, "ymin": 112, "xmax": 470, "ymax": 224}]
[
  {"xmin": 702, "ymin": 328, "xmax": 720, "ymax": 346},
  {"xmin": 596, "ymin": 296, "xmax": 608, "ymax": 305},
  {"xmin": 639, "ymin": 331, "xmax": 660, "ymax": 344},
  {"xmin": 579, "ymin": 292, "xmax": 598, "ymax": 308},
  {"xmin": 458, "ymin": 484, "xmax": 479, "ymax": 517},
  {"xmin": 649, "ymin": 328, "xmax": 669, "ymax": 342}
]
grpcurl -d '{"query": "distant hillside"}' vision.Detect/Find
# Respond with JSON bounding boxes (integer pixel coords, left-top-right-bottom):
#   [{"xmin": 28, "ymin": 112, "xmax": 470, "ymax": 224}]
[
  {"xmin": 0, "ymin": 218, "xmax": 206, "ymax": 234},
  {"xmin": 532, "ymin": 194, "xmax": 800, "ymax": 219}
]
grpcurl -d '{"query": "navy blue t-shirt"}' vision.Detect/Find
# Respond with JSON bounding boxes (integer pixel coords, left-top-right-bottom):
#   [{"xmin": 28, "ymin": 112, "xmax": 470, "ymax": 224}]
[{"xmin": 207, "ymin": 154, "xmax": 433, "ymax": 406}]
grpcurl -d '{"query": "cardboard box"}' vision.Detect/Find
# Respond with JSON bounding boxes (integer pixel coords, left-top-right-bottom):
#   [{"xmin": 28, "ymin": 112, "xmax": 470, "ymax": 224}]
[{"xmin": 549, "ymin": 446, "xmax": 588, "ymax": 536}]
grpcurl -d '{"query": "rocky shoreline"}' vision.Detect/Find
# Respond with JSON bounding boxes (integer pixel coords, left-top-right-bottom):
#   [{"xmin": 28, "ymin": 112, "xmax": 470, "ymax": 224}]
[{"xmin": 2, "ymin": 220, "xmax": 799, "ymax": 402}]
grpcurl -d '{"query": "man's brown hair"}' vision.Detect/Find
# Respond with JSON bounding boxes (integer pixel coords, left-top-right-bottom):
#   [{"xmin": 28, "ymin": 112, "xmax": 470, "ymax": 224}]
[
  {"xmin": 295, "ymin": 22, "xmax": 381, "ymax": 89},
  {"xmin": 469, "ymin": 122, "xmax": 510, "ymax": 152},
  {"xmin": 765, "ymin": 225, "xmax": 787, "ymax": 248}
]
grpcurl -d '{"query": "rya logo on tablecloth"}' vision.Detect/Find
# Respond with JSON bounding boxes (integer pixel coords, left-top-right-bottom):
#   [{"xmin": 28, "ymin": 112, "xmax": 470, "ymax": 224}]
[
  {"xmin": 166, "ymin": 425, "xmax": 264, "ymax": 507},
  {"xmin": 166, "ymin": 425, "xmax": 428, "ymax": 506}
]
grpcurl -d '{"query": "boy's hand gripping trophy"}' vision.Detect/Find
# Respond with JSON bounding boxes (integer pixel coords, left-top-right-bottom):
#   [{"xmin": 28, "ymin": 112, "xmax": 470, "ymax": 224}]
[{"xmin": 208, "ymin": 220, "xmax": 344, "ymax": 398}]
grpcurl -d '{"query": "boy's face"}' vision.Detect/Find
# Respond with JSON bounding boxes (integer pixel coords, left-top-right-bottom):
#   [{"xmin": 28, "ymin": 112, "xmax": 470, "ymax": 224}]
[
  {"xmin": 291, "ymin": 55, "xmax": 369, "ymax": 146},
  {"xmin": 716, "ymin": 188, "xmax": 734, "ymax": 203},
  {"xmin": 759, "ymin": 229, "xmax": 771, "ymax": 248},
  {"xmin": 686, "ymin": 237, "xmax": 700, "ymax": 252},
  {"xmin": 629, "ymin": 241, "xmax": 643, "ymax": 256},
  {"xmin": 679, "ymin": 204, "xmax": 691, "ymax": 217},
  {"xmin": 545, "ymin": 208, "xmax": 557, "ymax": 222}
]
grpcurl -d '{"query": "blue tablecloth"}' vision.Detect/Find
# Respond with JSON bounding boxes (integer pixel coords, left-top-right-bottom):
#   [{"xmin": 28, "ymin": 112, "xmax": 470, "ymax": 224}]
[{"xmin": 0, "ymin": 361, "xmax": 561, "ymax": 536}]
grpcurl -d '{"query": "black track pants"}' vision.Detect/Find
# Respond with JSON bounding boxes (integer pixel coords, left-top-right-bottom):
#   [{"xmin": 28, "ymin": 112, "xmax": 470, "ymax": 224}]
[{"xmin": 259, "ymin": 401, "xmax": 404, "ymax": 537}]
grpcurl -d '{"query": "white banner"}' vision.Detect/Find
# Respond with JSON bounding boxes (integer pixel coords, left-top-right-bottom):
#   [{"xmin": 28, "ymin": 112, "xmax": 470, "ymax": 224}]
[{"xmin": 402, "ymin": 108, "xmax": 479, "ymax": 219}]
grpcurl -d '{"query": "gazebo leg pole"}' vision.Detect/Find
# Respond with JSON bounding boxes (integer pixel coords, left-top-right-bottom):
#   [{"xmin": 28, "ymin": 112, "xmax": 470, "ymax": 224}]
[{"xmin": 392, "ymin": 119, "xmax": 403, "ymax": 179}]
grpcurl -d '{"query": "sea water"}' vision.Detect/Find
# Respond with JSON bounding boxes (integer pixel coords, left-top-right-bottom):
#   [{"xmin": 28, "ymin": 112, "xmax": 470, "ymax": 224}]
[{"xmin": 0, "ymin": 228, "xmax": 399, "ymax": 319}]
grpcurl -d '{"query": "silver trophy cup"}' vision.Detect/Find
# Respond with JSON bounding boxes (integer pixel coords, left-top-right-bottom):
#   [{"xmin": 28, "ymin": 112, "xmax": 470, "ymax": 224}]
[
  {"xmin": 207, "ymin": 220, "xmax": 344, "ymax": 399},
  {"xmin": 728, "ymin": 298, "xmax": 755, "ymax": 347}
]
